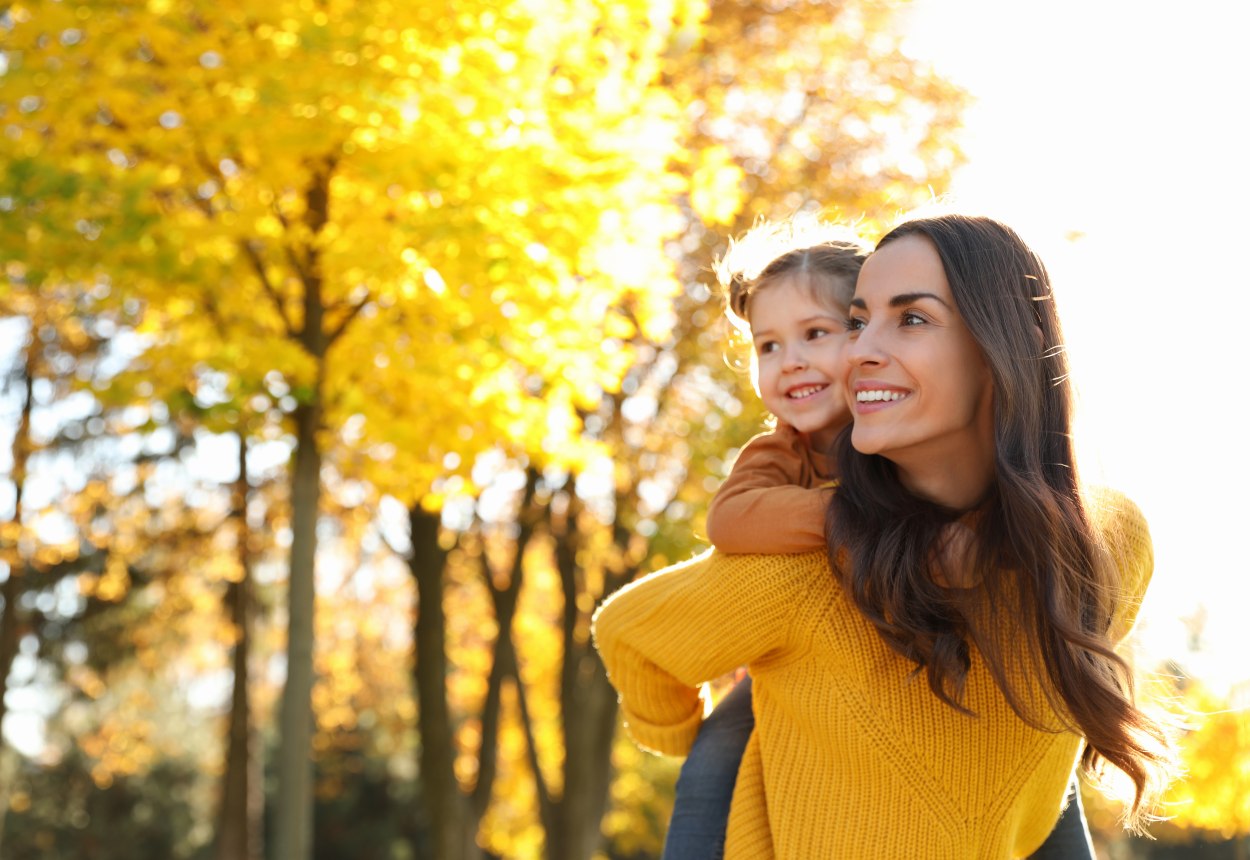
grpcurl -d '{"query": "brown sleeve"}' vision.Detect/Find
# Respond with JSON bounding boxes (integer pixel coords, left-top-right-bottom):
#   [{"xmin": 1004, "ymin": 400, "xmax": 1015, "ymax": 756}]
[{"xmin": 705, "ymin": 427, "xmax": 833, "ymax": 554}]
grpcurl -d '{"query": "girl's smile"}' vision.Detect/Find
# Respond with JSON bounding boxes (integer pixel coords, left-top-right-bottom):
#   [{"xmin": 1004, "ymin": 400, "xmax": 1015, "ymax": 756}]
[{"xmin": 749, "ymin": 275, "xmax": 853, "ymax": 451}]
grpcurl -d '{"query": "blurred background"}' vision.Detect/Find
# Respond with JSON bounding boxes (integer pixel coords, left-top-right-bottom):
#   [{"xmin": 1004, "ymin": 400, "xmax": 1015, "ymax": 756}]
[{"xmin": 1, "ymin": 1, "xmax": 1246, "ymax": 858}]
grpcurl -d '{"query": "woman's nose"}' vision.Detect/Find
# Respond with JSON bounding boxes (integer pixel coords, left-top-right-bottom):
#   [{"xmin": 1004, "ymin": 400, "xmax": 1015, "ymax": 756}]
[{"xmin": 845, "ymin": 326, "xmax": 883, "ymax": 366}]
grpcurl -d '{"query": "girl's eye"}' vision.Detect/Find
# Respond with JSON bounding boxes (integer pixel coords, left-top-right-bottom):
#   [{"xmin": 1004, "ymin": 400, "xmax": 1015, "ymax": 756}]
[
  {"xmin": 757, "ymin": 340, "xmax": 779, "ymax": 354},
  {"xmin": 806, "ymin": 327, "xmax": 830, "ymax": 340}
]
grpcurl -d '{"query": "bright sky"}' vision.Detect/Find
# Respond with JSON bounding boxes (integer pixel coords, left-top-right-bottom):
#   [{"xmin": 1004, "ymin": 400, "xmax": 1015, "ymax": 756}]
[{"xmin": 900, "ymin": 0, "xmax": 1250, "ymax": 691}]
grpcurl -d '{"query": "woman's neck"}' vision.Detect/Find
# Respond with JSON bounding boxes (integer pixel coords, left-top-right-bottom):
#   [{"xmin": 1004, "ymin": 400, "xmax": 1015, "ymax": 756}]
[{"xmin": 897, "ymin": 453, "xmax": 995, "ymax": 511}]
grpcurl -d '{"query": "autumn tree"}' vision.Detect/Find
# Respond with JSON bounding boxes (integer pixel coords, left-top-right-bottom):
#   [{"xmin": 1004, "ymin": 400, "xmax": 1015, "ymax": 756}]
[
  {"xmin": 1165, "ymin": 679, "xmax": 1250, "ymax": 841},
  {"xmin": 2, "ymin": 1, "xmax": 709, "ymax": 857},
  {"xmin": 0, "ymin": 293, "xmax": 271, "ymax": 860},
  {"xmin": 0, "ymin": 279, "xmax": 142, "ymax": 852}
]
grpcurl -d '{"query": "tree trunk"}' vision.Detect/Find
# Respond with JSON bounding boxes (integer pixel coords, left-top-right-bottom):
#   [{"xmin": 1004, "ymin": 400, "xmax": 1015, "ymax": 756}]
[
  {"xmin": 409, "ymin": 506, "xmax": 481, "ymax": 860},
  {"xmin": 0, "ymin": 329, "xmax": 33, "ymax": 737},
  {"xmin": 215, "ymin": 434, "xmax": 262, "ymax": 860},
  {"xmin": 274, "ymin": 397, "xmax": 323, "ymax": 860},
  {"xmin": 549, "ymin": 651, "xmax": 620, "ymax": 860},
  {"xmin": 545, "ymin": 517, "xmax": 628, "ymax": 860},
  {"xmin": 0, "ymin": 323, "xmax": 34, "ymax": 853},
  {"xmin": 274, "ymin": 161, "xmax": 332, "ymax": 860}
]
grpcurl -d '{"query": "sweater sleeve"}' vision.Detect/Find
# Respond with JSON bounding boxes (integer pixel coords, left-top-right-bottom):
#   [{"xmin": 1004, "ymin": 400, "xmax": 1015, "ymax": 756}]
[
  {"xmin": 705, "ymin": 427, "xmax": 834, "ymax": 555},
  {"xmin": 1088, "ymin": 487, "xmax": 1154, "ymax": 644},
  {"xmin": 591, "ymin": 549, "xmax": 820, "ymax": 756}
]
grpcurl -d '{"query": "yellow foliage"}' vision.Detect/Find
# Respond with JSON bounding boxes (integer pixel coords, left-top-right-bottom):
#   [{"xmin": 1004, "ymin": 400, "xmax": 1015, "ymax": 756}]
[
  {"xmin": 479, "ymin": 682, "xmax": 546, "ymax": 860},
  {"xmin": 1163, "ymin": 682, "xmax": 1250, "ymax": 837},
  {"xmin": 96, "ymin": 554, "xmax": 132, "ymax": 603},
  {"xmin": 1082, "ymin": 676, "xmax": 1250, "ymax": 847},
  {"xmin": 602, "ymin": 726, "xmax": 680, "ymax": 857},
  {"xmin": 2, "ymin": 0, "xmax": 717, "ymax": 511},
  {"xmin": 690, "ymin": 145, "xmax": 746, "ymax": 226},
  {"xmin": 310, "ymin": 558, "xmax": 417, "ymax": 773}
]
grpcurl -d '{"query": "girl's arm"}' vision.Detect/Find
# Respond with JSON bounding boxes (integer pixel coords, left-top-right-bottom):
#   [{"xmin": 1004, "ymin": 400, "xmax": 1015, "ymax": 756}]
[
  {"xmin": 705, "ymin": 426, "xmax": 834, "ymax": 554},
  {"xmin": 591, "ymin": 549, "xmax": 814, "ymax": 755}
]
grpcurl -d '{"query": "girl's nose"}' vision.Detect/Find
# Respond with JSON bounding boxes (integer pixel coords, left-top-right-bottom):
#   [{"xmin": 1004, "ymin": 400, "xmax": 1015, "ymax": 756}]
[{"xmin": 782, "ymin": 343, "xmax": 808, "ymax": 371}]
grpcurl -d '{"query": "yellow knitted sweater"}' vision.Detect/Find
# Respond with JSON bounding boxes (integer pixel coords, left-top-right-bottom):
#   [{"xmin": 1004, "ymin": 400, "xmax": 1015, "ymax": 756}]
[{"xmin": 592, "ymin": 489, "xmax": 1152, "ymax": 859}]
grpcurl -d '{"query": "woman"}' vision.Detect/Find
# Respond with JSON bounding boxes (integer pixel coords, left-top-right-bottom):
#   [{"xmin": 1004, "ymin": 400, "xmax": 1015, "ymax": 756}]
[{"xmin": 592, "ymin": 214, "xmax": 1175, "ymax": 858}]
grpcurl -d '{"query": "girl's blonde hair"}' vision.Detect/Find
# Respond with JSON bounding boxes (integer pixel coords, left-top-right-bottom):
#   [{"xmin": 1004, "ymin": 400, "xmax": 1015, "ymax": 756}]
[{"xmin": 714, "ymin": 217, "xmax": 871, "ymax": 331}]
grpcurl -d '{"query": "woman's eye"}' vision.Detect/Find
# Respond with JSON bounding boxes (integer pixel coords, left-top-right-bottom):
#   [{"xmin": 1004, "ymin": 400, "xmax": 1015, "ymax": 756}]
[
  {"xmin": 845, "ymin": 317, "xmax": 866, "ymax": 332},
  {"xmin": 902, "ymin": 312, "xmax": 926, "ymax": 326}
]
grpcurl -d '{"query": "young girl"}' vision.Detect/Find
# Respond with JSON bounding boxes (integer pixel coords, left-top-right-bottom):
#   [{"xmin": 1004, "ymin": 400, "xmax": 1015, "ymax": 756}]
[
  {"xmin": 662, "ymin": 219, "xmax": 866, "ymax": 858},
  {"xmin": 593, "ymin": 213, "xmax": 1175, "ymax": 857}
]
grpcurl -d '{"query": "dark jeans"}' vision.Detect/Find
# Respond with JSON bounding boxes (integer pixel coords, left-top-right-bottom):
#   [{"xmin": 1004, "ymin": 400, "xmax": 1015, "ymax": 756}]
[
  {"xmin": 662, "ymin": 676, "xmax": 756, "ymax": 860},
  {"xmin": 662, "ymin": 675, "xmax": 1094, "ymax": 860},
  {"xmin": 1027, "ymin": 782, "xmax": 1094, "ymax": 860}
]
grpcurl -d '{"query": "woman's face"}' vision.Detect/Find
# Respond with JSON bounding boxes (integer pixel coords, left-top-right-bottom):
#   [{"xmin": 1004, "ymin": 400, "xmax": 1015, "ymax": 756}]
[{"xmin": 844, "ymin": 234, "xmax": 995, "ymax": 484}]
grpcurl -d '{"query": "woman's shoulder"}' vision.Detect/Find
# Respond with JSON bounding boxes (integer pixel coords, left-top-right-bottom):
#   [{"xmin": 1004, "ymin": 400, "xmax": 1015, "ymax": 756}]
[
  {"xmin": 1084, "ymin": 485, "xmax": 1151, "ymax": 575},
  {"xmin": 1084, "ymin": 484, "xmax": 1147, "ymax": 527},
  {"xmin": 664, "ymin": 546, "xmax": 833, "ymax": 586},
  {"xmin": 1083, "ymin": 485, "xmax": 1154, "ymax": 638}
]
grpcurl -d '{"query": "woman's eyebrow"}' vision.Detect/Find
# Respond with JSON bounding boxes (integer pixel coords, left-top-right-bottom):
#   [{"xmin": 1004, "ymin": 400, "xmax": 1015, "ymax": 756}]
[
  {"xmin": 889, "ymin": 291, "xmax": 952, "ymax": 309},
  {"xmin": 849, "ymin": 292, "xmax": 952, "ymax": 310}
]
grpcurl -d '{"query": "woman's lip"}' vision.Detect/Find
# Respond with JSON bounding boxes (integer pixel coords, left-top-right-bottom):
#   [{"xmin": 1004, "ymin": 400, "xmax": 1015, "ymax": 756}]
[
  {"xmin": 854, "ymin": 397, "xmax": 906, "ymax": 414},
  {"xmin": 851, "ymin": 379, "xmax": 909, "ymax": 393}
]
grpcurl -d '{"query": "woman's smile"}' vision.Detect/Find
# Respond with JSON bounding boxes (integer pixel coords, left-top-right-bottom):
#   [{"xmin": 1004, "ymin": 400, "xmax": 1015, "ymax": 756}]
[{"xmin": 852, "ymin": 382, "xmax": 912, "ymax": 412}]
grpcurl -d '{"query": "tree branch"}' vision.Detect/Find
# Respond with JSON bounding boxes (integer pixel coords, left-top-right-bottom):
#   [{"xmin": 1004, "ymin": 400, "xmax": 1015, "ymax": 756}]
[
  {"xmin": 325, "ymin": 296, "xmax": 369, "ymax": 346},
  {"xmin": 514, "ymin": 661, "xmax": 556, "ymax": 835},
  {"xmin": 238, "ymin": 240, "xmax": 296, "ymax": 338},
  {"xmin": 471, "ymin": 612, "xmax": 509, "ymax": 819},
  {"xmin": 471, "ymin": 468, "xmax": 541, "ymax": 817}
]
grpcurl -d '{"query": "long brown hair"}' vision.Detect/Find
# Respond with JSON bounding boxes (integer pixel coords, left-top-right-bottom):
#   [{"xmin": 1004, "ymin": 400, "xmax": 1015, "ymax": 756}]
[{"xmin": 827, "ymin": 214, "xmax": 1176, "ymax": 826}]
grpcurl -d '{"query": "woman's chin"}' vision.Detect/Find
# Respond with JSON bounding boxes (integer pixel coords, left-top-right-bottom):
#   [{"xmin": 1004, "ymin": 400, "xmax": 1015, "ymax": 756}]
[{"xmin": 850, "ymin": 428, "xmax": 887, "ymax": 457}]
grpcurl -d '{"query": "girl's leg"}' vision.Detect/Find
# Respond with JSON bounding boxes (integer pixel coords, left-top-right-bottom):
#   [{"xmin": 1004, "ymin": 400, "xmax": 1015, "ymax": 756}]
[
  {"xmin": 661, "ymin": 675, "xmax": 754, "ymax": 860},
  {"xmin": 1027, "ymin": 779, "xmax": 1094, "ymax": 860}
]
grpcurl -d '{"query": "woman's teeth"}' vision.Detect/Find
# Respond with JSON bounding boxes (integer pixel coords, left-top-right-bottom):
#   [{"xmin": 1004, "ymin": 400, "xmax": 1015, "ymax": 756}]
[{"xmin": 856, "ymin": 389, "xmax": 908, "ymax": 402}]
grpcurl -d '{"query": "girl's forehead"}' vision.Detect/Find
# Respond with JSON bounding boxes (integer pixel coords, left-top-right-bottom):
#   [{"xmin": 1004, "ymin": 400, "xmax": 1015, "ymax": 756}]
[{"xmin": 753, "ymin": 270, "xmax": 853, "ymax": 315}]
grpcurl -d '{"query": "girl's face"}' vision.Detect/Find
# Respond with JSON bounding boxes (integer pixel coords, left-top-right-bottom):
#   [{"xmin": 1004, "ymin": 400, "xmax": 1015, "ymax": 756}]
[
  {"xmin": 749, "ymin": 275, "xmax": 853, "ymax": 452},
  {"xmin": 844, "ymin": 234, "xmax": 994, "ymax": 481}
]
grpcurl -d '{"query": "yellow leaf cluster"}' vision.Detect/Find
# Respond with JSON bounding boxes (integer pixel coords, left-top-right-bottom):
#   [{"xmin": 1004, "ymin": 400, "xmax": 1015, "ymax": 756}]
[
  {"xmin": 690, "ymin": 145, "xmax": 747, "ymax": 226},
  {"xmin": 309, "ymin": 561, "xmax": 417, "ymax": 769},
  {"xmin": 1163, "ymin": 682, "xmax": 1250, "ymax": 837},
  {"xmin": 1, "ymin": 0, "xmax": 709, "ymax": 514}
]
